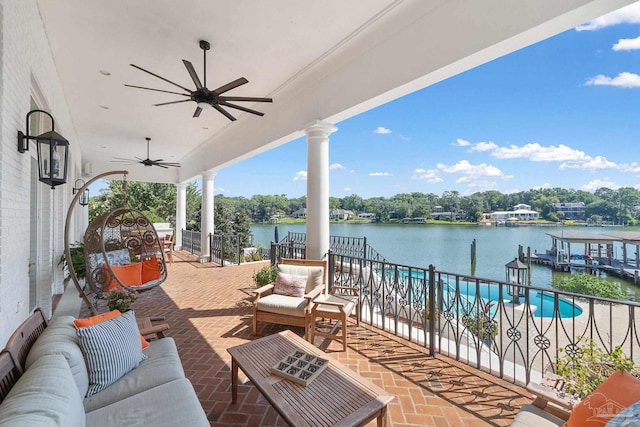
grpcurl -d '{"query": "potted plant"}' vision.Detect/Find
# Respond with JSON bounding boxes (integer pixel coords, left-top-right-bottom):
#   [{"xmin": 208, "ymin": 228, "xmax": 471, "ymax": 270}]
[
  {"xmin": 253, "ymin": 264, "xmax": 278, "ymax": 287},
  {"xmin": 104, "ymin": 289, "xmax": 139, "ymax": 312}
]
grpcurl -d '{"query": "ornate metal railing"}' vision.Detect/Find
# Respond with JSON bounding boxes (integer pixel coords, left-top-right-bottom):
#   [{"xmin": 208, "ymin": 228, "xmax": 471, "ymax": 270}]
[
  {"xmin": 332, "ymin": 253, "xmax": 640, "ymax": 386},
  {"xmin": 180, "ymin": 229, "xmax": 201, "ymax": 255},
  {"xmin": 275, "ymin": 232, "xmax": 386, "ymax": 262},
  {"xmin": 209, "ymin": 234, "xmax": 241, "ymax": 266}
]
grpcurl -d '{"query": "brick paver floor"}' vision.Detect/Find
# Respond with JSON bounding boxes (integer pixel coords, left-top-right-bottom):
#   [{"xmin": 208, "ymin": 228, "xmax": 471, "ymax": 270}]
[{"xmin": 82, "ymin": 252, "xmax": 532, "ymax": 426}]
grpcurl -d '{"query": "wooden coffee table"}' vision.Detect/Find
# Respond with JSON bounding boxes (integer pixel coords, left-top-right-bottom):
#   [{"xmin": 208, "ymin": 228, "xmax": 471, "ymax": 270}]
[{"xmin": 228, "ymin": 330, "xmax": 394, "ymax": 427}]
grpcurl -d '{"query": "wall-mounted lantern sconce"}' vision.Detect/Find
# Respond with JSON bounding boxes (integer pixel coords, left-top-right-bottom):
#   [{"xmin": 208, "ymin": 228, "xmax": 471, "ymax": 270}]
[
  {"xmin": 17, "ymin": 110, "xmax": 69, "ymax": 189},
  {"xmin": 73, "ymin": 179, "xmax": 90, "ymax": 206}
]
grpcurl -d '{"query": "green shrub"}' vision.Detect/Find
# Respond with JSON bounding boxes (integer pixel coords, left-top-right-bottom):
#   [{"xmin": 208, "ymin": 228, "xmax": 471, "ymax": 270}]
[
  {"xmin": 552, "ymin": 275, "xmax": 625, "ymax": 300},
  {"xmin": 58, "ymin": 242, "xmax": 86, "ymax": 282},
  {"xmin": 253, "ymin": 265, "xmax": 278, "ymax": 287},
  {"xmin": 461, "ymin": 301, "xmax": 498, "ymax": 341},
  {"xmin": 557, "ymin": 338, "xmax": 640, "ymax": 398}
]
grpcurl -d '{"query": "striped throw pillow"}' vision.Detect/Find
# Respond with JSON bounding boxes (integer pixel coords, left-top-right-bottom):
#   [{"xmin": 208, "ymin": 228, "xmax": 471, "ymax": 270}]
[{"xmin": 76, "ymin": 310, "xmax": 147, "ymax": 396}]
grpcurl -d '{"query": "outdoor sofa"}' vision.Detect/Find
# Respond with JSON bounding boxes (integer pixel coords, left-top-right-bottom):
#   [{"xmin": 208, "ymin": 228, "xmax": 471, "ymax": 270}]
[{"xmin": 0, "ymin": 309, "xmax": 209, "ymax": 426}]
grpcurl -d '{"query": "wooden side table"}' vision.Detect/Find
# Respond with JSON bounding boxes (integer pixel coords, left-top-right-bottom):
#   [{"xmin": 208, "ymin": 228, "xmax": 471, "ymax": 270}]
[
  {"xmin": 311, "ymin": 286, "xmax": 359, "ymax": 351},
  {"xmin": 525, "ymin": 373, "xmax": 578, "ymax": 421},
  {"xmin": 137, "ymin": 316, "xmax": 170, "ymax": 340}
]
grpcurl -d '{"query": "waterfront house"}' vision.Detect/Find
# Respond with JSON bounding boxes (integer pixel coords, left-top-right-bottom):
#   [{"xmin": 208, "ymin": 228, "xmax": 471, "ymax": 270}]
[
  {"xmin": 330, "ymin": 209, "xmax": 354, "ymax": 220},
  {"xmin": 291, "ymin": 208, "xmax": 307, "ymax": 219},
  {"xmin": 553, "ymin": 202, "xmax": 587, "ymax": 220},
  {"xmin": 430, "ymin": 211, "xmax": 463, "ymax": 221},
  {"xmin": 487, "ymin": 204, "xmax": 540, "ymax": 221},
  {"xmin": 357, "ymin": 212, "xmax": 376, "ymax": 221}
]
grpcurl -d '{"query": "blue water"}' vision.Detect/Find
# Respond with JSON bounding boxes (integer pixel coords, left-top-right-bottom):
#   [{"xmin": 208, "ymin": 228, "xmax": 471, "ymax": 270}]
[{"xmin": 251, "ymin": 222, "xmax": 640, "ymax": 302}]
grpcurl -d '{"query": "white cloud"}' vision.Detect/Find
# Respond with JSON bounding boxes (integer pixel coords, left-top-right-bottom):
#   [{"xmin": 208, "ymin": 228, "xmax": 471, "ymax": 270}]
[
  {"xmin": 293, "ymin": 171, "xmax": 307, "ymax": 181},
  {"xmin": 464, "ymin": 179, "xmax": 499, "ymax": 191},
  {"xmin": 585, "ymin": 72, "xmax": 640, "ymax": 88},
  {"xmin": 613, "ymin": 36, "xmax": 640, "ymax": 51},
  {"xmin": 576, "ymin": 2, "xmax": 640, "ymax": 31},
  {"xmin": 437, "ymin": 160, "xmax": 512, "ymax": 180},
  {"xmin": 560, "ymin": 155, "xmax": 617, "ymax": 171},
  {"xmin": 452, "ymin": 138, "xmax": 471, "ymax": 146},
  {"xmin": 411, "ymin": 168, "xmax": 443, "ymax": 183},
  {"xmin": 215, "ymin": 187, "xmax": 225, "ymax": 193},
  {"xmin": 374, "ymin": 126, "xmax": 391, "ymax": 134},
  {"xmin": 491, "ymin": 142, "xmax": 587, "ymax": 161},
  {"xmin": 470, "ymin": 141, "xmax": 499, "ymax": 152},
  {"xmin": 344, "ymin": 187, "xmax": 351, "ymax": 192},
  {"xmin": 581, "ymin": 179, "xmax": 620, "ymax": 191},
  {"xmin": 330, "ymin": 163, "xmax": 344, "ymax": 170},
  {"xmin": 369, "ymin": 172, "xmax": 392, "ymax": 177},
  {"xmin": 398, "ymin": 134, "xmax": 411, "ymax": 141},
  {"xmin": 533, "ymin": 183, "xmax": 552, "ymax": 190},
  {"xmin": 349, "ymin": 169, "xmax": 356, "ymax": 173},
  {"xmin": 621, "ymin": 162, "xmax": 640, "ymax": 173}
]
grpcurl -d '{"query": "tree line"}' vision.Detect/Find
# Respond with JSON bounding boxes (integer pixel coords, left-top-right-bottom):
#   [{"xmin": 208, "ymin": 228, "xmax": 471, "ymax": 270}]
[
  {"xmin": 90, "ymin": 181, "xmax": 640, "ymax": 233},
  {"xmin": 215, "ymin": 187, "xmax": 640, "ymax": 225}
]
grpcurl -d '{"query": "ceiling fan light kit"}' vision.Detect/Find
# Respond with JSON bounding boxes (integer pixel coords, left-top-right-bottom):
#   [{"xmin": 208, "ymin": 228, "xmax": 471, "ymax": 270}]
[{"xmin": 125, "ymin": 40, "xmax": 273, "ymax": 121}]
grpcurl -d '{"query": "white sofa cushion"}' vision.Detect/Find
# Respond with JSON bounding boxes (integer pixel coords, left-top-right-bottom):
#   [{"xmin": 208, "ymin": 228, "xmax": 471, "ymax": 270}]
[
  {"xmin": 278, "ymin": 264, "xmax": 324, "ymax": 293},
  {"xmin": 24, "ymin": 315, "xmax": 90, "ymax": 398},
  {"xmin": 83, "ymin": 337, "xmax": 185, "ymax": 412},
  {"xmin": 76, "ymin": 310, "xmax": 147, "ymax": 397},
  {"xmin": 0, "ymin": 354, "xmax": 85, "ymax": 427},
  {"xmin": 85, "ymin": 378, "xmax": 209, "ymax": 427},
  {"xmin": 257, "ymin": 293, "xmax": 308, "ymax": 317},
  {"xmin": 511, "ymin": 404, "xmax": 564, "ymax": 427}
]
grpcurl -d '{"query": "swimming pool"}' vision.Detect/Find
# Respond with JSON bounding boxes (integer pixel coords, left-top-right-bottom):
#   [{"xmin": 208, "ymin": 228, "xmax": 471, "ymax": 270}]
[
  {"xmin": 380, "ymin": 268, "xmax": 583, "ymax": 318},
  {"xmin": 448, "ymin": 281, "xmax": 582, "ymax": 318}
]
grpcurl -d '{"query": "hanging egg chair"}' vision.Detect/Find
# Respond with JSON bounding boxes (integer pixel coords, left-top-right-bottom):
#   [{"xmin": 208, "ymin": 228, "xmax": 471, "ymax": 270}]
[{"xmin": 84, "ymin": 207, "xmax": 167, "ymax": 297}]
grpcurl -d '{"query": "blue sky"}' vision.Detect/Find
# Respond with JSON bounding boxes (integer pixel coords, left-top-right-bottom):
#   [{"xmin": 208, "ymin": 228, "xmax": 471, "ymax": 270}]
[{"xmin": 91, "ymin": 3, "xmax": 640, "ymax": 199}]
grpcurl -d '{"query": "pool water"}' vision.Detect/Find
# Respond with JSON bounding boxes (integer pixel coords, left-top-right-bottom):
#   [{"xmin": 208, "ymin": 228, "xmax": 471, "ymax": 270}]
[
  {"xmin": 450, "ymin": 282, "xmax": 582, "ymax": 318},
  {"xmin": 381, "ymin": 268, "xmax": 583, "ymax": 318}
]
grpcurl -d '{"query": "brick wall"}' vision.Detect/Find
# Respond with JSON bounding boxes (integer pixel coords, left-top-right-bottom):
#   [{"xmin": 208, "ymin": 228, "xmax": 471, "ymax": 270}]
[{"xmin": 0, "ymin": 0, "xmax": 82, "ymax": 346}]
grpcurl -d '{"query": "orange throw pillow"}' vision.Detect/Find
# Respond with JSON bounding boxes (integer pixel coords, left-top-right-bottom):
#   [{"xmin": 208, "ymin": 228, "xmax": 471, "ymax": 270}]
[
  {"xmin": 73, "ymin": 309, "xmax": 120, "ymax": 327},
  {"xmin": 104, "ymin": 263, "xmax": 143, "ymax": 291},
  {"xmin": 73, "ymin": 309, "xmax": 149, "ymax": 349},
  {"xmin": 141, "ymin": 258, "xmax": 162, "ymax": 283},
  {"xmin": 565, "ymin": 370, "xmax": 640, "ymax": 427}
]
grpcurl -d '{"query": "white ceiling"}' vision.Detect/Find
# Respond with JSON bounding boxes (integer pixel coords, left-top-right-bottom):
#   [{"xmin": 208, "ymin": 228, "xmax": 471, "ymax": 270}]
[{"xmin": 35, "ymin": 0, "xmax": 635, "ymax": 184}]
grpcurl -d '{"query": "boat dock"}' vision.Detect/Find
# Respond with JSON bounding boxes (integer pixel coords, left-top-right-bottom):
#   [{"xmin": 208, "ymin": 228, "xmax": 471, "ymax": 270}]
[{"xmin": 527, "ymin": 230, "xmax": 640, "ymax": 283}]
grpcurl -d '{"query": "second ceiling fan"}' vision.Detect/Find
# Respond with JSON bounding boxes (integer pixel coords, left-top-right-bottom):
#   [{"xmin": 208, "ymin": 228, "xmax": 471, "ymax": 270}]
[{"xmin": 125, "ymin": 40, "xmax": 272, "ymax": 121}]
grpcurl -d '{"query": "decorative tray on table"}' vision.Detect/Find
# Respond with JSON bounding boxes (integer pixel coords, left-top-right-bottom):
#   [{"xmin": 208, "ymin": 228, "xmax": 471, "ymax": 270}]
[{"xmin": 270, "ymin": 350, "xmax": 329, "ymax": 386}]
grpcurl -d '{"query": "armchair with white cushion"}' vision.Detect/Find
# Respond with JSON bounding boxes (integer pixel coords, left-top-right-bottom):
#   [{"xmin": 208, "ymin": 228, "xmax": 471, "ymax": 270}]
[{"xmin": 252, "ymin": 258, "xmax": 327, "ymax": 340}]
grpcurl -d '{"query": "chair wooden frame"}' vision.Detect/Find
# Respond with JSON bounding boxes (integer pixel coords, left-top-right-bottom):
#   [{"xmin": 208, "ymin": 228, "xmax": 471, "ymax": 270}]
[
  {"xmin": 252, "ymin": 258, "xmax": 327, "ymax": 340},
  {"xmin": 163, "ymin": 234, "xmax": 174, "ymax": 264}
]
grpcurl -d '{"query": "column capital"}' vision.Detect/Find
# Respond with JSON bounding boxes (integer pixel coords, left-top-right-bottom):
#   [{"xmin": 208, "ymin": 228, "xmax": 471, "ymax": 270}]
[
  {"xmin": 176, "ymin": 182, "xmax": 188, "ymax": 189},
  {"xmin": 304, "ymin": 120, "xmax": 337, "ymax": 138},
  {"xmin": 201, "ymin": 170, "xmax": 216, "ymax": 180}
]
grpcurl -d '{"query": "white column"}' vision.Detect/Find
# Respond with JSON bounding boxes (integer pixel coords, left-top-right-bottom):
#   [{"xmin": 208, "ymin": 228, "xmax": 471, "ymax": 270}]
[
  {"xmin": 175, "ymin": 183, "xmax": 187, "ymax": 250},
  {"xmin": 305, "ymin": 120, "xmax": 337, "ymax": 260},
  {"xmin": 200, "ymin": 171, "xmax": 215, "ymax": 261}
]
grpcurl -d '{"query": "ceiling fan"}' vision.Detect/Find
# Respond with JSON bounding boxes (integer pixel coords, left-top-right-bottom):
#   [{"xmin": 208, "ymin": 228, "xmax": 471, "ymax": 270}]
[
  {"xmin": 125, "ymin": 40, "xmax": 273, "ymax": 121},
  {"xmin": 112, "ymin": 137, "xmax": 181, "ymax": 168}
]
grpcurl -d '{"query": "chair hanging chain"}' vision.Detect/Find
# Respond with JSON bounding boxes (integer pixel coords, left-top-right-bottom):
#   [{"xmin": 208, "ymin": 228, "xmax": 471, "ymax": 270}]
[{"xmin": 122, "ymin": 174, "xmax": 128, "ymax": 209}]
